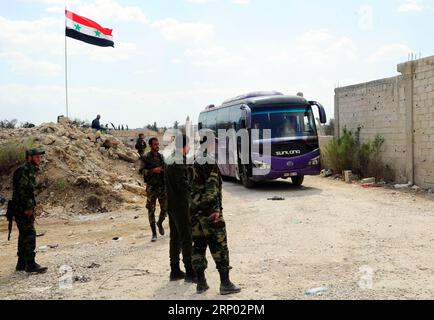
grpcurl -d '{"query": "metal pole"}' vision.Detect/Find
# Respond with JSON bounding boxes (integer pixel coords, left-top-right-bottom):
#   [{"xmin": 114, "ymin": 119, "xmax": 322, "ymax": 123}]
[{"xmin": 65, "ymin": 7, "xmax": 69, "ymax": 118}]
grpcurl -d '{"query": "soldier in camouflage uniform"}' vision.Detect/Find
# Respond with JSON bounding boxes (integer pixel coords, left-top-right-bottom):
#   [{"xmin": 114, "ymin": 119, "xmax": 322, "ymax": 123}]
[
  {"xmin": 191, "ymin": 136, "xmax": 241, "ymax": 295},
  {"xmin": 12, "ymin": 149, "xmax": 48, "ymax": 274},
  {"xmin": 140, "ymin": 137, "xmax": 167, "ymax": 242}
]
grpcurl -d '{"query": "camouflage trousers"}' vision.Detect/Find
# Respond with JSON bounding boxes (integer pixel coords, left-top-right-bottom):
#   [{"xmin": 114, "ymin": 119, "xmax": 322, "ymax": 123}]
[
  {"xmin": 146, "ymin": 185, "xmax": 167, "ymax": 226},
  {"xmin": 191, "ymin": 214, "xmax": 230, "ymax": 273},
  {"xmin": 16, "ymin": 215, "xmax": 36, "ymax": 262}
]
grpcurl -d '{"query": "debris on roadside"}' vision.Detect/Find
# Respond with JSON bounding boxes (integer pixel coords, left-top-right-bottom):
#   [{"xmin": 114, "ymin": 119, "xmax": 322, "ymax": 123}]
[
  {"xmin": 361, "ymin": 177, "xmax": 376, "ymax": 184},
  {"xmin": 38, "ymin": 246, "xmax": 48, "ymax": 253},
  {"xmin": 87, "ymin": 263, "xmax": 101, "ymax": 269},
  {"xmin": 112, "ymin": 237, "xmax": 123, "ymax": 242},
  {"xmin": 73, "ymin": 275, "xmax": 91, "ymax": 283},
  {"xmin": 320, "ymin": 169, "xmax": 333, "ymax": 177},
  {"xmin": 394, "ymin": 182, "xmax": 412, "ymax": 189},
  {"xmin": 48, "ymin": 244, "xmax": 59, "ymax": 249},
  {"xmin": 361, "ymin": 183, "xmax": 382, "ymax": 188},
  {"xmin": 267, "ymin": 196, "xmax": 285, "ymax": 201},
  {"xmin": 304, "ymin": 287, "xmax": 329, "ymax": 297},
  {"xmin": 36, "ymin": 232, "xmax": 46, "ymax": 237}
]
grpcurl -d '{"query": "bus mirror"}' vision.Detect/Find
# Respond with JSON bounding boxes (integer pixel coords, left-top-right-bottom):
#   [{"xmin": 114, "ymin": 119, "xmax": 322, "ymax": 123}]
[
  {"xmin": 198, "ymin": 122, "xmax": 203, "ymax": 130},
  {"xmin": 241, "ymin": 119, "xmax": 246, "ymax": 128},
  {"xmin": 309, "ymin": 101, "xmax": 327, "ymax": 124},
  {"xmin": 318, "ymin": 105, "xmax": 327, "ymax": 124}
]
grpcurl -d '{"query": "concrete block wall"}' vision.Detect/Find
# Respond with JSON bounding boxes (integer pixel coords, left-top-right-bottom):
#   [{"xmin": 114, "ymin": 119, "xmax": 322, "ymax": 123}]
[
  {"xmin": 335, "ymin": 55, "xmax": 434, "ymax": 188},
  {"xmin": 410, "ymin": 58, "xmax": 434, "ymax": 187}
]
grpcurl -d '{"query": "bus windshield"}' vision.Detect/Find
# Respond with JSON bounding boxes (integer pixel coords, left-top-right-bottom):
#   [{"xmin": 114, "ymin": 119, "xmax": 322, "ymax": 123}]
[{"xmin": 251, "ymin": 106, "xmax": 317, "ymax": 139}]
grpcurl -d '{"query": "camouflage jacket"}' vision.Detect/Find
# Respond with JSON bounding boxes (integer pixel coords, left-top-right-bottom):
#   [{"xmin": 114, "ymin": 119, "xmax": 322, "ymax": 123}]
[
  {"xmin": 190, "ymin": 155, "xmax": 223, "ymax": 217},
  {"xmin": 140, "ymin": 151, "xmax": 165, "ymax": 187},
  {"xmin": 12, "ymin": 162, "xmax": 38, "ymax": 214}
]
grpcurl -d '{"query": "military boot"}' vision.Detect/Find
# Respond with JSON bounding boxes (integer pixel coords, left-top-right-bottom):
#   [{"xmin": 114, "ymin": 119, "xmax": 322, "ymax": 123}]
[
  {"xmin": 196, "ymin": 270, "xmax": 210, "ymax": 294},
  {"xmin": 157, "ymin": 217, "xmax": 165, "ymax": 236},
  {"xmin": 170, "ymin": 263, "xmax": 185, "ymax": 281},
  {"xmin": 25, "ymin": 259, "xmax": 48, "ymax": 274},
  {"xmin": 15, "ymin": 256, "xmax": 26, "ymax": 272},
  {"xmin": 184, "ymin": 266, "xmax": 197, "ymax": 283},
  {"xmin": 219, "ymin": 270, "xmax": 241, "ymax": 295},
  {"xmin": 151, "ymin": 224, "xmax": 158, "ymax": 242}
]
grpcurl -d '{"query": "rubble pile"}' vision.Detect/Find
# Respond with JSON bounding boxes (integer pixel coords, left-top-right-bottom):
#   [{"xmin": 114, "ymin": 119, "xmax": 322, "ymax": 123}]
[{"xmin": 0, "ymin": 119, "xmax": 146, "ymax": 214}]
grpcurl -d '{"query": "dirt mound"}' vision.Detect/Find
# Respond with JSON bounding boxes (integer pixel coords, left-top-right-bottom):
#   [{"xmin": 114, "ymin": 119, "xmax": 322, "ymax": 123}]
[{"xmin": 0, "ymin": 119, "xmax": 146, "ymax": 215}]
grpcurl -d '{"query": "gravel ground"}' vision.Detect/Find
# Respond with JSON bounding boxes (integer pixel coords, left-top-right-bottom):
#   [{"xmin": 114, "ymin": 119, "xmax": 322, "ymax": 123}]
[{"xmin": 0, "ymin": 176, "xmax": 433, "ymax": 300}]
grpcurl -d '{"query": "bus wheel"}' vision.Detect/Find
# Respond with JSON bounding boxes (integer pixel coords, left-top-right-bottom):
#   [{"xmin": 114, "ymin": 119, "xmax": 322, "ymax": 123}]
[
  {"xmin": 291, "ymin": 176, "xmax": 304, "ymax": 186},
  {"xmin": 240, "ymin": 165, "xmax": 255, "ymax": 188}
]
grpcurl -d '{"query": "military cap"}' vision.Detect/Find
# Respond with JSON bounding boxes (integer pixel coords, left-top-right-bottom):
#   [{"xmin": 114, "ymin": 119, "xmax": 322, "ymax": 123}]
[{"xmin": 26, "ymin": 148, "xmax": 46, "ymax": 156}]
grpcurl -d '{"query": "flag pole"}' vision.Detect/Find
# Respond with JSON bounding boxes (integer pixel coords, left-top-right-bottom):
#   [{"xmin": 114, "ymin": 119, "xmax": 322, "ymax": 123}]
[{"xmin": 64, "ymin": 7, "xmax": 69, "ymax": 118}]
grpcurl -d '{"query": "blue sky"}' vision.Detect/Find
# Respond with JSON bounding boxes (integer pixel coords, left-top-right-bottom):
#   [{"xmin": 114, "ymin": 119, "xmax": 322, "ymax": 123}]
[{"xmin": 0, "ymin": 0, "xmax": 433, "ymax": 128}]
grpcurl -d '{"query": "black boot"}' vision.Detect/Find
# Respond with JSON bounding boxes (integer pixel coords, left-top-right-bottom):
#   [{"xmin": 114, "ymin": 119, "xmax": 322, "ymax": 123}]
[
  {"xmin": 196, "ymin": 270, "xmax": 209, "ymax": 294},
  {"xmin": 219, "ymin": 270, "xmax": 241, "ymax": 295},
  {"xmin": 15, "ymin": 256, "xmax": 26, "ymax": 272},
  {"xmin": 25, "ymin": 259, "xmax": 48, "ymax": 274},
  {"xmin": 151, "ymin": 224, "xmax": 157, "ymax": 242},
  {"xmin": 157, "ymin": 218, "xmax": 165, "ymax": 236},
  {"xmin": 185, "ymin": 266, "xmax": 197, "ymax": 283},
  {"xmin": 170, "ymin": 263, "xmax": 185, "ymax": 281}
]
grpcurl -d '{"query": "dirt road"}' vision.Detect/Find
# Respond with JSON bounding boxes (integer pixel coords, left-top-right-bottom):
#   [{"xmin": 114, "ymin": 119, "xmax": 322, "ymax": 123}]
[{"xmin": 1, "ymin": 176, "xmax": 434, "ymax": 300}]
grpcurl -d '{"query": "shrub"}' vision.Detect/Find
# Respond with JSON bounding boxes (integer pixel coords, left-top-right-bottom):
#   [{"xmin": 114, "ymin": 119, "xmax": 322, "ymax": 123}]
[
  {"xmin": 0, "ymin": 119, "xmax": 18, "ymax": 129},
  {"xmin": 72, "ymin": 118, "xmax": 91, "ymax": 128},
  {"xmin": 322, "ymin": 127, "xmax": 385, "ymax": 179},
  {"xmin": 48, "ymin": 177, "xmax": 69, "ymax": 193},
  {"xmin": 0, "ymin": 139, "xmax": 36, "ymax": 175}
]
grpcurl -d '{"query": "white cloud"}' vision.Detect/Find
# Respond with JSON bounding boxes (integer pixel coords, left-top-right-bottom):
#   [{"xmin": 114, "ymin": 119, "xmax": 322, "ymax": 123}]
[
  {"xmin": 77, "ymin": 0, "xmax": 149, "ymax": 24},
  {"xmin": 0, "ymin": 52, "xmax": 61, "ymax": 76},
  {"xmin": 398, "ymin": 0, "xmax": 424, "ymax": 12},
  {"xmin": 0, "ymin": 16, "xmax": 64, "ymax": 55},
  {"xmin": 153, "ymin": 19, "xmax": 215, "ymax": 43},
  {"xmin": 0, "ymin": 16, "xmax": 138, "ymax": 75},
  {"xmin": 293, "ymin": 30, "xmax": 358, "ymax": 66},
  {"xmin": 184, "ymin": 47, "xmax": 246, "ymax": 67},
  {"xmin": 368, "ymin": 44, "xmax": 411, "ymax": 62}
]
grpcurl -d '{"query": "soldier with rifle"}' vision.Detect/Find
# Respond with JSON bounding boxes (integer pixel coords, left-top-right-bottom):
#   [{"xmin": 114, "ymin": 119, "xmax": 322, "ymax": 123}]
[{"xmin": 8, "ymin": 149, "xmax": 48, "ymax": 274}]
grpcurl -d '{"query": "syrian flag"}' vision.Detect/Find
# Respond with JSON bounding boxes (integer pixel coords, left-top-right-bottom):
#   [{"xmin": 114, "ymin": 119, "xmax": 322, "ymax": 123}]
[{"xmin": 65, "ymin": 10, "xmax": 114, "ymax": 48}]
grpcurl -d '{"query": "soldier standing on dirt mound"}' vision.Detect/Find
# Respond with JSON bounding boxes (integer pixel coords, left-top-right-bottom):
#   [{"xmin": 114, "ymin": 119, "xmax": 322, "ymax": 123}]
[
  {"xmin": 11, "ymin": 149, "xmax": 48, "ymax": 274},
  {"xmin": 140, "ymin": 138, "xmax": 167, "ymax": 242},
  {"xmin": 135, "ymin": 133, "xmax": 147, "ymax": 157}
]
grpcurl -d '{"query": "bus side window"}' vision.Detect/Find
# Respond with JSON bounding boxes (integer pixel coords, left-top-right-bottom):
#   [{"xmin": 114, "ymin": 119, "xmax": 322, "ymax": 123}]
[
  {"xmin": 208, "ymin": 111, "xmax": 217, "ymax": 132},
  {"xmin": 217, "ymin": 108, "xmax": 230, "ymax": 130},
  {"xmin": 230, "ymin": 105, "xmax": 242, "ymax": 130}
]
